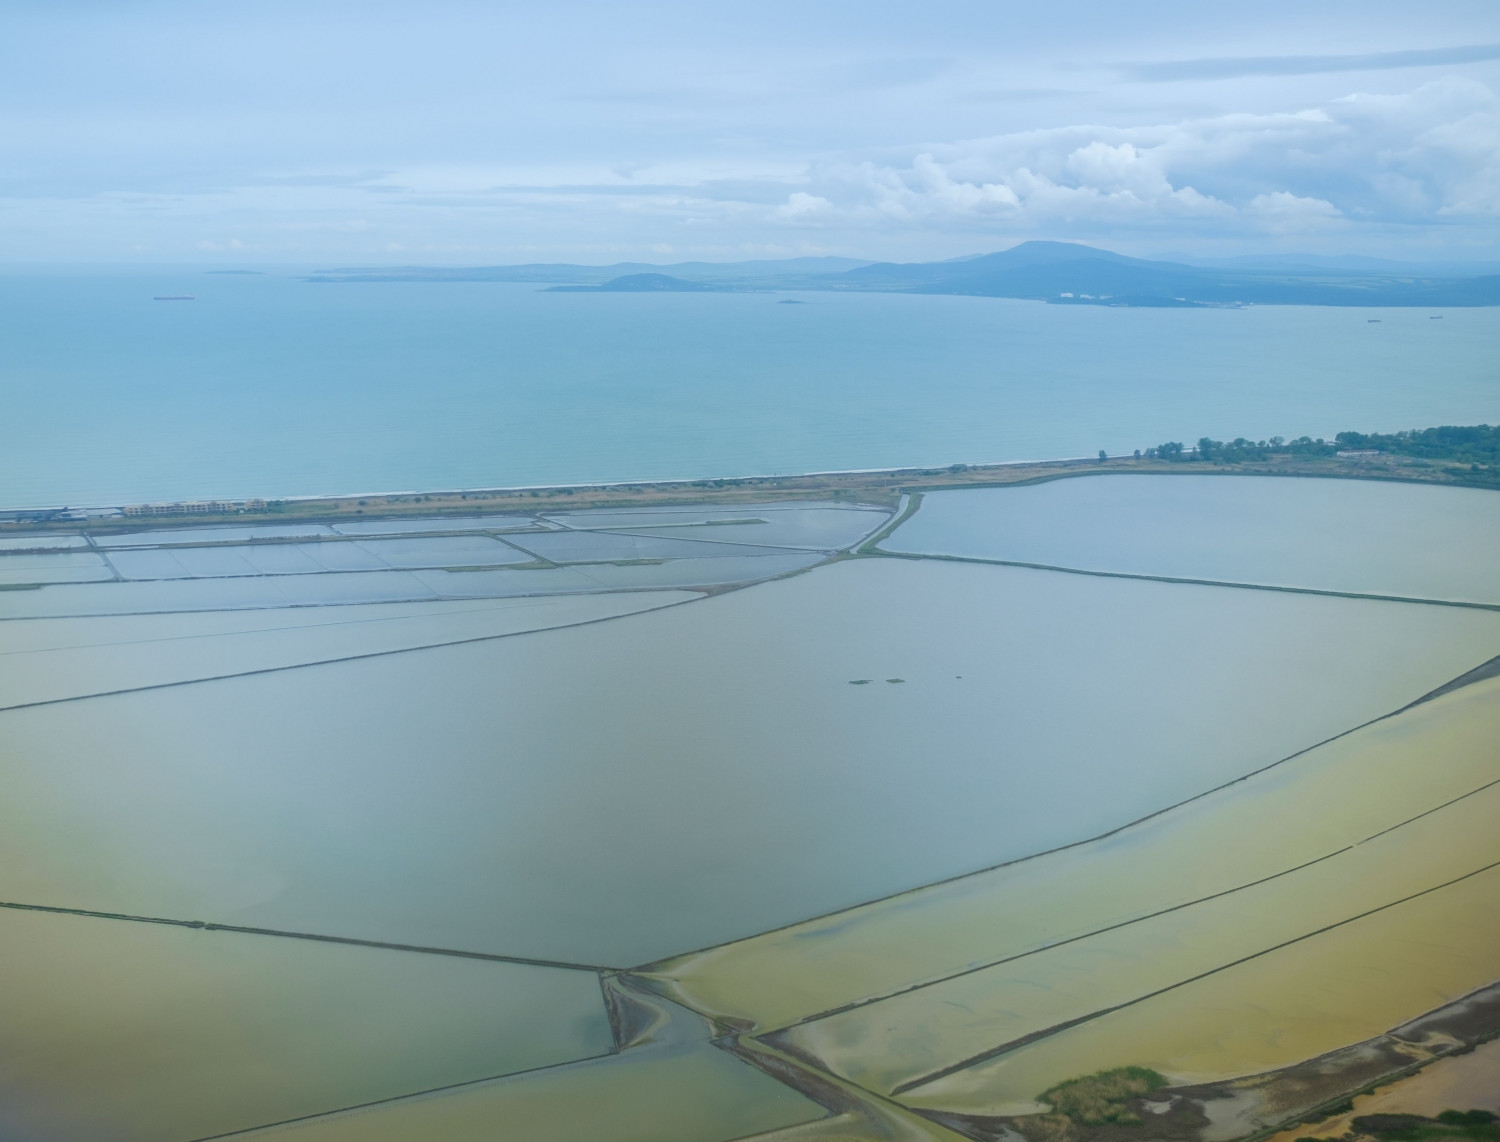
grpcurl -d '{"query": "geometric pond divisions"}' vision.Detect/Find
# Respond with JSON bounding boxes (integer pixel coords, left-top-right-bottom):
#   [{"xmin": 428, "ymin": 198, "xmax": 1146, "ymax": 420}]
[
  {"xmin": 0, "ymin": 484, "xmax": 1496, "ymax": 1140},
  {"xmin": 0, "ymin": 591, "xmax": 703, "ymax": 710},
  {"xmin": 0, "ymin": 500, "xmax": 888, "ymax": 618},
  {"xmin": 2, "ymin": 557, "xmax": 1495, "ymax": 972},
  {"xmin": 651, "ymin": 675, "xmax": 1500, "ymax": 1122}
]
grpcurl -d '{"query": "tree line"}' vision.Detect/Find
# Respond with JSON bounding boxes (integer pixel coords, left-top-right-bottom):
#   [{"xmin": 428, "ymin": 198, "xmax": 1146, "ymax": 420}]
[{"xmin": 1138, "ymin": 424, "xmax": 1498, "ymax": 476}]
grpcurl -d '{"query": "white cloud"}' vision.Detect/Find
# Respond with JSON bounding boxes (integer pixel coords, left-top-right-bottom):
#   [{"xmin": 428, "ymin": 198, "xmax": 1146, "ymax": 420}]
[
  {"xmin": 769, "ymin": 79, "xmax": 1500, "ymax": 237},
  {"xmin": 1246, "ymin": 191, "xmax": 1343, "ymax": 231},
  {"xmin": 4, "ymin": 66, "xmax": 1498, "ymax": 261},
  {"xmin": 774, "ymin": 191, "xmax": 835, "ymax": 219}
]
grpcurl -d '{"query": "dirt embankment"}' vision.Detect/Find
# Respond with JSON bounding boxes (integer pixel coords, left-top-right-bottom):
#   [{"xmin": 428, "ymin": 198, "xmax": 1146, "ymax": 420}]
[{"xmin": 6, "ymin": 451, "xmax": 1486, "ymax": 536}]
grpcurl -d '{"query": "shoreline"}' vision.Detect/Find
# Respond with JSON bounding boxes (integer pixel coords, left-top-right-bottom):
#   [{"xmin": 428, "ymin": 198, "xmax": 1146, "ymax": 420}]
[{"xmin": 3, "ymin": 451, "xmax": 1492, "ymax": 533}]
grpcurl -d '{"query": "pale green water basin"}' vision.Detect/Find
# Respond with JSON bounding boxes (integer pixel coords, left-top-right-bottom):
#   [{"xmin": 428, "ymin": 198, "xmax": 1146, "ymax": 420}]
[
  {"xmin": 885, "ymin": 475, "xmax": 1500, "ymax": 604},
  {"xmin": 93, "ymin": 524, "xmax": 336, "ymax": 546},
  {"xmin": 0, "ymin": 534, "xmax": 89, "ymax": 551},
  {"xmin": 0, "ymin": 551, "xmax": 112, "ymax": 585},
  {"xmin": 503, "ymin": 530, "xmax": 804, "ymax": 563},
  {"xmin": 0, "ymin": 907, "xmax": 611, "ymax": 1142},
  {"xmin": 608, "ymin": 511, "xmax": 887, "ymax": 550},
  {"xmin": 228, "ymin": 1039, "xmax": 826, "ymax": 1142},
  {"xmin": 0, "ymin": 592, "xmax": 700, "ymax": 709},
  {"xmin": 329, "ymin": 514, "xmax": 538, "ymax": 535}
]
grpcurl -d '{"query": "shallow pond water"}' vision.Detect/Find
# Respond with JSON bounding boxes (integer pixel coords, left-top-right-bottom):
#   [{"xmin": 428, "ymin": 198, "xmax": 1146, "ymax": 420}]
[
  {"xmin": 329, "ymin": 514, "xmax": 538, "ymax": 535},
  {"xmin": 1, "ymin": 557, "xmax": 1496, "ymax": 967},
  {"xmin": 885, "ymin": 475, "xmax": 1500, "ymax": 604},
  {"xmin": 611, "ymin": 511, "xmax": 888, "ymax": 551},
  {"xmin": 0, "ymin": 551, "xmax": 112, "ymax": 585},
  {"xmin": 0, "ymin": 908, "xmax": 611, "ymax": 1142},
  {"xmin": 0, "ymin": 592, "xmax": 700, "ymax": 709},
  {"xmin": 0, "ymin": 570, "xmax": 443, "ymax": 615},
  {"xmin": 0, "ymin": 534, "xmax": 88, "ymax": 551},
  {"xmin": 504, "ymin": 529, "xmax": 800, "ymax": 563},
  {"xmin": 549, "ymin": 503, "xmax": 891, "ymax": 551},
  {"xmin": 227, "ymin": 1037, "xmax": 826, "ymax": 1142},
  {"xmin": 650, "ymin": 678, "xmax": 1500, "ymax": 1034},
  {"xmin": 93, "ymin": 524, "xmax": 336, "ymax": 546}
]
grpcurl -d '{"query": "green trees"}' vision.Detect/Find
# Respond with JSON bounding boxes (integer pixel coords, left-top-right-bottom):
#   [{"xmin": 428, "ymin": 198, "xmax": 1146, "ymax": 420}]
[
  {"xmin": 1127, "ymin": 425, "xmax": 1495, "ymax": 484},
  {"xmin": 1336, "ymin": 425, "xmax": 1499, "ymax": 465}
]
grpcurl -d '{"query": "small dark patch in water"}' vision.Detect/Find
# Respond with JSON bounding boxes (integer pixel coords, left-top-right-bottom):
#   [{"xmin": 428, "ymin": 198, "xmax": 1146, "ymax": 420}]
[
  {"xmin": 848, "ymin": 679, "xmax": 873, "ymax": 685},
  {"xmin": 886, "ymin": 678, "xmax": 905, "ymax": 684}
]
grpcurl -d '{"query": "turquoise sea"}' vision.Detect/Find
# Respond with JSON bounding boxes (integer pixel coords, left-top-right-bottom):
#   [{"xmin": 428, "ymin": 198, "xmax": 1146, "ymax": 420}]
[{"xmin": 1, "ymin": 268, "xmax": 1497, "ymax": 508}]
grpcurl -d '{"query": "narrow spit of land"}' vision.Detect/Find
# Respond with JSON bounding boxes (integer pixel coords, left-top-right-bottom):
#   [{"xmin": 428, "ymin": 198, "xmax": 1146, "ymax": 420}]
[{"xmin": 4, "ymin": 445, "xmax": 1494, "ymax": 535}]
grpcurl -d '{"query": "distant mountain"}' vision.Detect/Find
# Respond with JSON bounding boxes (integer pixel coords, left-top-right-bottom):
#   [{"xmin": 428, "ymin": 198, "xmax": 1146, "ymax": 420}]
[
  {"xmin": 809, "ymin": 241, "xmax": 1500, "ymax": 307},
  {"xmin": 544, "ymin": 273, "xmax": 732, "ymax": 293},
  {"xmin": 837, "ymin": 240, "xmax": 1145, "ymax": 286},
  {"xmin": 828, "ymin": 242, "xmax": 1193, "ymax": 298},
  {"xmin": 306, "ymin": 241, "xmax": 1500, "ymax": 306}
]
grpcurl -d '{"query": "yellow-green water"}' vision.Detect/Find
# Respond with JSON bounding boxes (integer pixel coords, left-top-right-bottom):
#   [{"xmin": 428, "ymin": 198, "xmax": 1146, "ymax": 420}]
[
  {"xmin": 654, "ymin": 679, "xmax": 1500, "ymax": 1118},
  {"xmin": 0, "ymin": 909, "xmax": 611, "ymax": 1142}
]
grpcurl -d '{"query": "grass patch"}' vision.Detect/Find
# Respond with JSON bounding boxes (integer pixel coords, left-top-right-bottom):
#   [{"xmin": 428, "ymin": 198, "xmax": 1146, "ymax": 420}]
[
  {"xmin": 1040, "ymin": 1066, "xmax": 1168, "ymax": 1126},
  {"xmin": 1019, "ymin": 1114, "xmax": 1078, "ymax": 1142}
]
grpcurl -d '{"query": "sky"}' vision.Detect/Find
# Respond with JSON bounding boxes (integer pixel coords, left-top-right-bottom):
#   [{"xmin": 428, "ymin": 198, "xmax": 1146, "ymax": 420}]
[{"xmin": 3, "ymin": 1, "xmax": 1500, "ymax": 265}]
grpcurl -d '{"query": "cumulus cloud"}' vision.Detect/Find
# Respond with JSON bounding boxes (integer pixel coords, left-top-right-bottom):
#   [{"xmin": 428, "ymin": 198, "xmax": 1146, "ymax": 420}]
[
  {"xmin": 1245, "ymin": 191, "xmax": 1343, "ymax": 230},
  {"xmin": 769, "ymin": 78, "xmax": 1500, "ymax": 238},
  {"xmin": 774, "ymin": 191, "xmax": 835, "ymax": 219}
]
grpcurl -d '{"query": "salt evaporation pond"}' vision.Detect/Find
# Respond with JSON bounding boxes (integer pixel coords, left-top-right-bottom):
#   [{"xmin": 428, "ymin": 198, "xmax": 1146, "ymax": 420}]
[
  {"xmin": 0, "ymin": 593, "xmax": 703, "ymax": 710},
  {"xmin": 0, "ymin": 908, "xmax": 613, "ymax": 1142},
  {"xmin": 884, "ymin": 475, "xmax": 1500, "ymax": 604},
  {"xmin": 3, "ymin": 556, "xmax": 1498, "ymax": 967},
  {"xmin": 1, "ymin": 482, "xmax": 1497, "ymax": 1141}
]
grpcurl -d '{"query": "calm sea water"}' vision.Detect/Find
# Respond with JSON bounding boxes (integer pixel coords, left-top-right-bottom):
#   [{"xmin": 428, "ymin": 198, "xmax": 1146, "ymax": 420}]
[{"xmin": 2, "ymin": 268, "xmax": 1497, "ymax": 508}]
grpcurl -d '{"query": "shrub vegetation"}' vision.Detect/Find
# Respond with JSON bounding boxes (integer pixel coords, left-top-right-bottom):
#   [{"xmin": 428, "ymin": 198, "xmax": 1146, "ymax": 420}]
[
  {"xmin": 1039, "ymin": 1066, "xmax": 1169, "ymax": 1126},
  {"xmin": 1141, "ymin": 424, "xmax": 1497, "ymax": 465}
]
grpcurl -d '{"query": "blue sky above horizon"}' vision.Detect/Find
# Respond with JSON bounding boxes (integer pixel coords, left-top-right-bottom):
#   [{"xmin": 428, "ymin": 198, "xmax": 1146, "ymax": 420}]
[{"xmin": 4, "ymin": 1, "xmax": 1500, "ymax": 265}]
